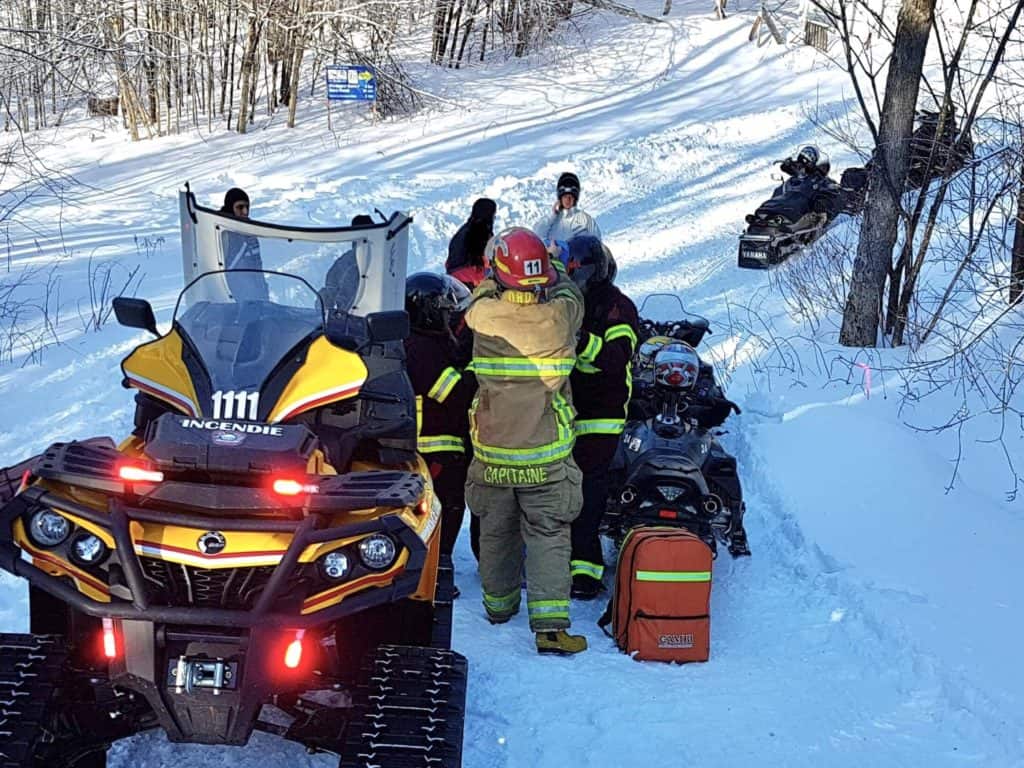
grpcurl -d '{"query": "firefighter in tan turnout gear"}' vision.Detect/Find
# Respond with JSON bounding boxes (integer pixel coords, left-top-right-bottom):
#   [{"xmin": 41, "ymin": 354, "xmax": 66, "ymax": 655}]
[{"xmin": 464, "ymin": 226, "xmax": 588, "ymax": 655}]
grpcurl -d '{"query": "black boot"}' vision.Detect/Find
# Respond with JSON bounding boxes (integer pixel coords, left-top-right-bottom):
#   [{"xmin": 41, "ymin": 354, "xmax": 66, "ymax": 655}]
[{"xmin": 570, "ymin": 574, "xmax": 604, "ymax": 600}]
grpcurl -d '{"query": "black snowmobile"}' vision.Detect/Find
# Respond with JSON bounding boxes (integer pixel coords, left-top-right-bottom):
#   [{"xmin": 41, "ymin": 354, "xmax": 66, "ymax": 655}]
[
  {"xmin": 604, "ymin": 296, "xmax": 750, "ymax": 558},
  {"xmin": 738, "ymin": 146, "xmax": 842, "ymax": 269}
]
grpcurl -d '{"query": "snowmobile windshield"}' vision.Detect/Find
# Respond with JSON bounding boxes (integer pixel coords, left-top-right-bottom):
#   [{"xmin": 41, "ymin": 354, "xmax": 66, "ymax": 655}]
[
  {"xmin": 174, "ymin": 271, "xmax": 325, "ymax": 394},
  {"xmin": 636, "ymin": 293, "xmax": 708, "ymax": 328}
]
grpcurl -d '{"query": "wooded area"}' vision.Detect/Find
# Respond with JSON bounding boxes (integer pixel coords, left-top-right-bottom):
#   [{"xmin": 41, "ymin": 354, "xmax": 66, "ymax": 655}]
[{"xmin": 0, "ymin": 0, "xmax": 579, "ymax": 137}]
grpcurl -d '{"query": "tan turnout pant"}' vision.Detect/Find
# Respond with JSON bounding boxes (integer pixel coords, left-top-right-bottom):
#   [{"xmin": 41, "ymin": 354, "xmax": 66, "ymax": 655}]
[{"xmin": 466, "ymin": 459, "xmax": 583, "ymax": 631}]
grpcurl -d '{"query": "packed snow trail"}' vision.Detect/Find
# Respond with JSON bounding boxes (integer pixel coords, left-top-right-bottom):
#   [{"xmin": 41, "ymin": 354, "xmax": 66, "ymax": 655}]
[{"xmin": 1, "ymin": 3, "xmax": 1021, "ymax": 767}]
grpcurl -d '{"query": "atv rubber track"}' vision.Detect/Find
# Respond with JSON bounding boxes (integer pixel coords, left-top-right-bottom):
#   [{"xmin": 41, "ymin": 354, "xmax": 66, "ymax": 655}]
[
  {"xmin": 340, "ymin": 644, "xmax": 468, "ymax": 768},
  {"xmin": 0, "ymin": 634, "xmax": 66, "ymax": 768}
]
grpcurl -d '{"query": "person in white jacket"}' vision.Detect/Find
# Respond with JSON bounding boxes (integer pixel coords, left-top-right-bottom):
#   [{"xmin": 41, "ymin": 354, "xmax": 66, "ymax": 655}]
[{"xmin": 534, "ymin": 172, "xmax": 601, "ymax": 243}]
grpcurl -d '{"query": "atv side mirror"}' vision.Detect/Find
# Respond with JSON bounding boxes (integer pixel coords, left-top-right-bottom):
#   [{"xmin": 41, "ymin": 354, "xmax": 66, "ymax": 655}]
[
  {"xmin": 113, "ymin": 297, "xmax": 159, "ymax": 337},
  {"xmin": 325, "ymin": 313, "xmax": 367, "ymax": 351},
  {"xmin": 367, "ymin": 311, "xmax": 409, "ymax": 343}
]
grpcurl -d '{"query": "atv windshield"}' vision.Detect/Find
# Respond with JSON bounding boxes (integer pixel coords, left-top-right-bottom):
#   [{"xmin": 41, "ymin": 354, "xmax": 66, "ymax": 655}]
[{"xmin": 174, "ymin": 271, "xmax": 325, "ymax": 394}]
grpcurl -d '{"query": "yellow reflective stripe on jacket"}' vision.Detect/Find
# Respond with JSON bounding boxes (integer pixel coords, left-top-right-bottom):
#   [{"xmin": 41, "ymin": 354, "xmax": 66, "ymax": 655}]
[
  {"xmin": 416, "ymin": 393, "xmax": 465, "ymax": 454},
  {"xmin": 472, "ymin": 392, "xmax": 575, "ymax": 467},
  {"xmin": 575, "ymin": 332, "xmax": 603, "ymax": 374},
  {"xmin": 470, "ymin": 356, "xmax": 576, "ymax": 377},
  {"xmin": 427, "ymin": 366, "xmax": 461, "ymax": 403},
  {"xmin": 575, "ymin": 418, "xmax": 626, "ymax": 436},
  {"xmin": 604, "ymin": 323, "xmax": 638, "ymax": 352},
  {"xmin": 418, "ymin": 435, "xmax": 465, "ymax": 453}
]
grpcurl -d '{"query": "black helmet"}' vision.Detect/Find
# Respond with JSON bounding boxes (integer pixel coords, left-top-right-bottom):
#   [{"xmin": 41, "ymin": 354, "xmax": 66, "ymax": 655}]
[
  {"xmin": 796, "ymin": 145, "xmax": 820, "ymax": 169},
  {"xmin": 557, "ymin": 172, "xmax": 581, "ymax": 202},
  {"xmin": 405, "ymin": 272, "xmax": 471, "ymax": 332},
  {"xmin": 796, "ymin": 145, "xmax": 830, "ymax": 175},
  {"xmin": 567, "ymin": 234, "xmax": 610, "ymax": 291}
]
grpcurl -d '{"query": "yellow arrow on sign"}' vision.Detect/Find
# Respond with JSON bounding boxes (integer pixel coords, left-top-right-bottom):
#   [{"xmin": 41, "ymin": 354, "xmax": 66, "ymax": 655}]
[{"xmin": 358, "ymin": 71, "xmax": 373, "ymax": 81}]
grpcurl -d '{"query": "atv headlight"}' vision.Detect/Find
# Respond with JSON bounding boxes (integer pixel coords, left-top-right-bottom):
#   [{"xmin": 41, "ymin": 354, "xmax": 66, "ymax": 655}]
[
  {"xmin": 28, "ymin": 509, "xmax": 71, "ymax": 548},
  {"xmin": 358, "ymin": 534, "xmax": 397, "ymax": 570},
  {"xmin": 658, "ymin": 485, "xmax": 684, "ymax": 502},
  {"xmin": 319, "ymin": 550, "xmax": 351, "ymax": 581},
  {"xmin": 69, "ymin": 533, "xmax": 108, "ymax": 566}
]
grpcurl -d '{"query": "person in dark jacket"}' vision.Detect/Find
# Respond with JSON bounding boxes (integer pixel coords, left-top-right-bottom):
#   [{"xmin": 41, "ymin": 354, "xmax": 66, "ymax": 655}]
[
  {"xmin": 565, "ymin": 235, "xmax": 639, "ymax": 599},
  {"xmin": 404, "ymin": 272, "xmax": 476, "ymax": 558},
  {"xmin": 219, "ymin": 187, "xmax": 268, "ymax": 301},
  {"xmin": 446, "ymin": 198, "xmax": 496, "ymax": 288},
  {"xmin": 321, "ymin": 214, "xmax": 374, "ymax": 315}
]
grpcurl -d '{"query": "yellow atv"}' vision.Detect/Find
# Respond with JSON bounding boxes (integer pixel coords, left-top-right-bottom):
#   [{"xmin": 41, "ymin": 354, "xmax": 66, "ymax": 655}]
[{"xmin": 0, "ymin": 187, "xmax": 466, "ymax": 767}]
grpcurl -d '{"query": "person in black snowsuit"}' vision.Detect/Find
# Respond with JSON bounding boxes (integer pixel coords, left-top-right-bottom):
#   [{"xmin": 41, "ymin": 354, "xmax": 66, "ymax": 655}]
[
  {"xmin": 321, "ymin": 214, "xmax": 374, "ymax": 315},
  {"xmin": 565, "ymin": 235, "xmax": 640, "ymax": 599},
  {"xmin": 219, "ymin": 187, "xmax": 268, "ymax": 301},
  {"xmin": 778, "ymin": 145, "xmax": 842, "ymax": 219},
  {"xmin": 445, "ymin": 198, "xmax": 497, "ymax": 282},
  {"xmin": 404, "ymin": 273, "xmax": 477, "ymax": 558}
]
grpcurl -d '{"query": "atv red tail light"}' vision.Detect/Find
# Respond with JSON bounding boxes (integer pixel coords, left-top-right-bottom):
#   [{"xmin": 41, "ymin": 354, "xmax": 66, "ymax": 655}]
[
  {"xmin": 272, "ymin": 478, "xmax": 319, "ymax": 496},
  {"xmin": 118, "ymin": 465, "xmax": 164, "ymax": 483},
  {"xmin": 102, "ymin": 618, "xmax": 118, "ymax": 660},
  {"xmin": 658, "ymin": 509, "xmax": 679, "ymax": 520},
  {"xmin": 284, "ymin": 630, "xmax": 305, "ymax": 669}
]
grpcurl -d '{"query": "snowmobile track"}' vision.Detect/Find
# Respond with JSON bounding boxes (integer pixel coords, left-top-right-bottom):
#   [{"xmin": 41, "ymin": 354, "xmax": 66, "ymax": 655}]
[
  {"xmin": 340, "ymin": 644, "xmax": 468, "ymax": 768},
  {"xmin": 0, "ymin": 634, "xmax": 66, "ymax": 768}
]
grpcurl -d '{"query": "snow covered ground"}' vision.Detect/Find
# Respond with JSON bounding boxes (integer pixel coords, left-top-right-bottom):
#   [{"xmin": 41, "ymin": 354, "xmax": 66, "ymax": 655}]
[{"xmin": 2, "ymin": 2, "xmax": 1022, "ymax": 766}]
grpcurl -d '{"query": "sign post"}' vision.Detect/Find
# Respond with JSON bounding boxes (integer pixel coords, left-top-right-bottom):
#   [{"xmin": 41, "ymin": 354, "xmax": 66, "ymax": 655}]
[{"xmin": 325, "ymin": 65, "xmax": 377, "ymax": 129}]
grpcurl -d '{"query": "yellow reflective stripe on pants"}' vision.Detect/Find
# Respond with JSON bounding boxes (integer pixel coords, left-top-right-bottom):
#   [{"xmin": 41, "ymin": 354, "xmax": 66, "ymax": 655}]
[
  {"xmin": 570, "ymin": 560, "xmax": 604, "ymax": 579},
  {"xmin": 604, "ymin": 323, "xmax": 638, "ymax": 352},
  {"xmin": 575, "ymin": 418, "xmax": 625, "ymax": 436},
  {"xmin": 418, "ymin": 435, "xmax": 465, "ymax": 453},
  {"xmin": 471, "ymin": 356, "xmax": 576, "ymax": 377},
  {"xmin": 483, "ymin": 589, "xmax": 521, "ymax": 615},
  {"xmin": 635, "ymin": 570, "xmax": 711, "ymax": 582},
  {"xmin": 527, "ymin": 599, "xmax": 570, "ymax": 621},
  {"xmin": 427, "ymin": 366, "xmax": 462, "ymax": 403}
]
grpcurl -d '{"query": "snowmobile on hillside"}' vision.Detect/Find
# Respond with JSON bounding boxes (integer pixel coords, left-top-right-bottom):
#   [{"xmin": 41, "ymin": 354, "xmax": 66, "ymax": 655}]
[
  {"xmin": 0, "ymin": 187, "xmax": 466, "ymax": 768},
  {"xmin": 738, "ymin": 145, "xmax": 843, "ymax": 269},
  {"xmin": 604, "ymin": 296, "xmax": 749, "ymax": 558},
  {"xmin": 839, "ymin": 109, "xmax": 976, "ymax": 215}
]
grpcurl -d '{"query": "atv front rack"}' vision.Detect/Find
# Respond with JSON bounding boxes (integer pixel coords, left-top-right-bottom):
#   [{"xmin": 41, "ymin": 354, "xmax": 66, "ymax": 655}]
[{"xmin": 0, "ymin": 483, "xmax": 428, "ymax": 629}]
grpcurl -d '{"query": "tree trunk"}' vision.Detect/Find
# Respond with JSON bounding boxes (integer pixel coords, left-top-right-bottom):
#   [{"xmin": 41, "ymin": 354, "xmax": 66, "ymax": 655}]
[
  {"xmin": 1011, "ymin": 137, "xmax": 1024, "ymax": 305},
  {"xmin": 236, "ymin": 10, "xmax": 258, "ymax": 133},
  {"xmin": 286, "ymin": 0, "xmax": 305, "ymax": 128},
  {"xmin": 839, "ymin": 0, "xmax": 936, "ymax": 347}
]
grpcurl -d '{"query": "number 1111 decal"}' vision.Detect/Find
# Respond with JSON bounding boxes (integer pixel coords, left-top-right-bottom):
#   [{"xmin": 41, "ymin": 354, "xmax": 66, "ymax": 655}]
[{"xmin": 211, "ymin": 390, "xmax": 260, "ymax": 420}]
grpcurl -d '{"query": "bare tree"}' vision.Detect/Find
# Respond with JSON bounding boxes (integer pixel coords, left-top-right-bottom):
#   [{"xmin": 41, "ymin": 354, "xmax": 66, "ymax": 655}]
[{"xmin": 839, "ymin": 0, "xmax": 936, "ymax": 347}]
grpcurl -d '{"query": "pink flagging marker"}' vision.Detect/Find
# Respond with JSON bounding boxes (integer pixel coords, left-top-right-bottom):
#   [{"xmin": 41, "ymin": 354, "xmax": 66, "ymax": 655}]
[{"xmin": 855, "ymin": 362, "xmax": 872, "ymax": 398}]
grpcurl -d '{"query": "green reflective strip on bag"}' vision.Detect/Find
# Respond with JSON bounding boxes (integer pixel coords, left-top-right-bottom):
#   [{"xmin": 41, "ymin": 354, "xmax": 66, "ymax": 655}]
[
  {"xmin": 417, "ymin": 435, "xmax": 465, "ymax": 453},
  {"xmin": 604, "ymin": 323, "xmax": 638, "ymax": 352},
  {"xmin": 575, "ymin": 418, "xmax": 626, "ymax": 437},
  {"xmin": 427, "ymin": 367, "xmax": 462, "ymax": 403},
  {"xmin": 471, "ymin": 356, "xmax": 576, "ymax": 377},
  {"xmin": 527, "ymin": 599, "xmax": 570, "ymax": 619},
  {"xmin": 570, "ymin": 560, "xmax": 605, "ymax": 579},
  {"xmin": 635, "ymin": 570, "xmax": 711, "ymax": 583},
  {"xmin": 483, "ymin": 590, "xmax": 521, "ymax": 613}
]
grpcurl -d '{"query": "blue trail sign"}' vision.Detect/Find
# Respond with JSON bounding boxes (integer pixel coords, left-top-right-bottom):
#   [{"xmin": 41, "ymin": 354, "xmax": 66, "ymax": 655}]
[{"xmin": 325, "ymin": 65, "xmax": 377, "ymax": 102}]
